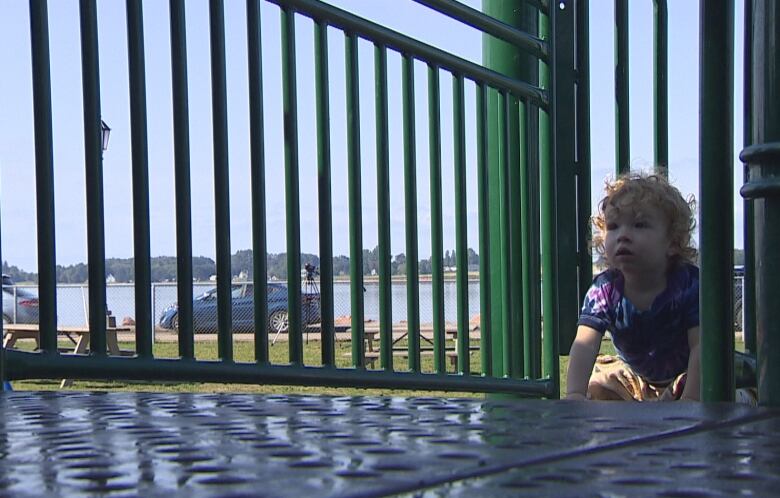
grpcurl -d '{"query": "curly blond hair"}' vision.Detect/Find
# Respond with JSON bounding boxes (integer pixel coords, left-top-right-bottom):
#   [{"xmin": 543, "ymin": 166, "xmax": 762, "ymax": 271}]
[{"xmin": 592, "ymin": 172, "xmax": 697, "ymax": 268}]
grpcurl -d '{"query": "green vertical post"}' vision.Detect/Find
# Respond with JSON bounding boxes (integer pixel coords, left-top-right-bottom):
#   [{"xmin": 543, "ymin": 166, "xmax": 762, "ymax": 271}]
[
  {"xmin": 498, "ymin": 93, "xmax": 514, "ymax": 378},
  {"xmin": 476, "ymin": 83, "xmax": 493, "ymax": 376},
  {"xmin": 282, "ymin": 8, "xmax": 302, "ymax": 364},
  {"xmin": 375, "ymin": 45, "xmax": 393, "ymax": 370},
  {"xmin": 453, "ymin": 74, "xmax": 470, "ymax": 375},
  {"xmin": 402, "ymin": 55, "xmax": 421, "ymax": 372},
  {"xmin": 247, "ymin": 0, "xmax": 269, "ymax": 364},
  {"xmin": 521, "ymin": 101, "xmax": 541, "ymax": 378},
  {"xmin": 79, "ymin": 0, "xmax": 107, "ymax": 356},
  {"xmin": 30, "ymin": 0, "xmax": 58, "ymax": 354},
  {"xmin": 654, "ymin": 0, "xmax": 668, "ymax": 176},
  {"xmin": 575, "ymin": 0, "xmax": 593, "ymax": 322},
  {"xmin": 315, "ymin": 21, "xmax": 335, "ymax": 367},
  {"xmin": 482, "ymin": 0, "xmax": 536, "ymax": 379},
  {"xmin": 210, "ymin": 0, "xmax": 233, "ymax": 362},
  {"xmin": 741, "ymin": 0, "xmax": 756, "ymax": 355},
  {"xmin": 345, "ymin": 34, "xmax": 365, "ymax": 368},
  {"xmin": 126, "ymin": 0, "xmax": 153, "ymax": 358},
  {"xmin": 700, "ymin": 0, "xmax": 734, "ymax": 402},
  {"xmin": 169, "ymin": 0, "xmax": 195, "ymax": 360},
  {"xmin": 615, "ymin": 0, "xmax": 630, "ymax": 175},
  {"xmin": 739, "ymin": 0, "xmax": 780, "ymax": 407},
  {"xmin": 429, "ymin": 65, "xmax": 445, "ymax": 373}
]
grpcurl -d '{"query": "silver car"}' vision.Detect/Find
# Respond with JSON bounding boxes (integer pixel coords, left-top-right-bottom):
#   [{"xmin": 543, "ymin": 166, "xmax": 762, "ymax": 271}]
[{"xmin": 2, "ymin": 274, "xmax": 39, "ymax": 325}]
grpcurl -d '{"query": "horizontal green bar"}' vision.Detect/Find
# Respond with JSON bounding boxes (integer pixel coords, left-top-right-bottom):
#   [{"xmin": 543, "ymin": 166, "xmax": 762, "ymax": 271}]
[
  {"xmin": 264, "ymin": 0, "xmax": 547, "ymax": 107},
  {"xmin": 6, "ymin": 350, "xmax": 555, "ymax": 397},
  {"xmin": 412, "ymin": 0, "xmax": 548, "ymax": 59}
]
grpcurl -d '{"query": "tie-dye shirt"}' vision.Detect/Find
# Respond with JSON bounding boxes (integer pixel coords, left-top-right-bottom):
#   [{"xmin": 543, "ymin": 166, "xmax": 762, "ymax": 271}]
[{"xmin": 578, "ymin": 263, "xmax": 699, "ymax": 383}]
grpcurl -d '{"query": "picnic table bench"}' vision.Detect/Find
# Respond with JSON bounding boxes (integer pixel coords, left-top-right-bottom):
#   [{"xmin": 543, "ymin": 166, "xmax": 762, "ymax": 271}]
[{"xmin": 3, "ymin": 323, "xmax": 134, "ymax": 387}]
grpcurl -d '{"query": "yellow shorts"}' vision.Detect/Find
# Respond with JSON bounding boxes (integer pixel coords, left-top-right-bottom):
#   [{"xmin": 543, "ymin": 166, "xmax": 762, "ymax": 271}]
[{"xmin": 587, "ymin": 355, "xmax": 686, "ymax": 401}]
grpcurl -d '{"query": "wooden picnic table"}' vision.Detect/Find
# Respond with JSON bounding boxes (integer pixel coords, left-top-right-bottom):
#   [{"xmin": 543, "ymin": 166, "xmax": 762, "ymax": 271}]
[
  {"xmin": 3, "ymin": 323, "xmax": 133, "ymax": 387},
  {"xmin": 349, "ymin": 326, "xmax": 478, "ymax": 368}
]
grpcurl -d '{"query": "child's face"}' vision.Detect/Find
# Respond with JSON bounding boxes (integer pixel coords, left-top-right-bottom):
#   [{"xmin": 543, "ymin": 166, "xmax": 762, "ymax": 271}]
[{"xmin": 603, "ymin": 200, "xmax": 673, "ymax": 275}]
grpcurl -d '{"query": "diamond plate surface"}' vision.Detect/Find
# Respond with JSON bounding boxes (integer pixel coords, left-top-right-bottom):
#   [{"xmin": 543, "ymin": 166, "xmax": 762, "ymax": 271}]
[
  {"xmin": 0, "ymin": 392, "xmax": 774, "ymax": 497},
  {"xmin": 430, "ymin": 413, "xmax": 780, "ymax": 497}
]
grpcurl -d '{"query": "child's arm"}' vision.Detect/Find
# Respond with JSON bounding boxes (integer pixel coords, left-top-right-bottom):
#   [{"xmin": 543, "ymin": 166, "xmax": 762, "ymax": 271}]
[
  {"xmin": 679, "ymin": 326, "xmax": 700, "ymax": 401},
  {"xmin": 565, "ymin": 325, "xmax": 603, "ymax": 400}
]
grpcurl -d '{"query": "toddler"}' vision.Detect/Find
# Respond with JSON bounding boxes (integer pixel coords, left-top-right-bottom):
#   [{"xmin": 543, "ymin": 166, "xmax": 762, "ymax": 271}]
[{"xmin": 566, "ymin": 172, "xmax": 700, "ymax": 401}]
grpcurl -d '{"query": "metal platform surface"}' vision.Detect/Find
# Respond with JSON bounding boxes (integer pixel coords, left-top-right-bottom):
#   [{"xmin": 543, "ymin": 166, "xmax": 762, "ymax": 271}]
[{"xmin": 0, "ymin": 391, "xmax": 777, "ymax": 497}]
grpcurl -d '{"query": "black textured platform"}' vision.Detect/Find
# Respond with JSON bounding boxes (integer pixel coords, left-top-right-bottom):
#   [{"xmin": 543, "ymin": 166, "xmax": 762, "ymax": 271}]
[{"xmin": 0, "ymin": 392, "xmax": 775, "ymax": 497}]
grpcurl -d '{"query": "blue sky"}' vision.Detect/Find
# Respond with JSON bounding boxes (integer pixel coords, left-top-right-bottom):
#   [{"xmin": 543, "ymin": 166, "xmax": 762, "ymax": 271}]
[{"xmin": 0, "ymin": 1, "xmax": 746, "ymax": 273}]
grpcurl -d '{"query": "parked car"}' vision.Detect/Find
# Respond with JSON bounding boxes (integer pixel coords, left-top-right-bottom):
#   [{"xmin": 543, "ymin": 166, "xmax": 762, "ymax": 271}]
[
  {"xmin": 158, "ymin": 282, "xmax": 320, "ymax": 334},
  {"xmin": 2, "ymin": 274, "xmax": 40, "ymax": 325}
]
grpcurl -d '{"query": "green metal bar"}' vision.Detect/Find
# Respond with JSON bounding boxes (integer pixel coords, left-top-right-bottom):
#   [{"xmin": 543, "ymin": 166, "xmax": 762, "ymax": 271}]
[
  {"xmin": 502, "ymin": 94, "xmax": 526, "ymax": 377},
  {"xmin": 520, "ymin": 100, "xmax": 541, "ymax": 378},
  {"xmin": 29, "ymin": 0, "xmax": 58, "ymax": 354},
  {"xmin": 169, "ymin": 0, "xmax": 194, "ymax": 360},
  {"xmin": 453, "ymin": 74, "xmax": 470, "ymax": 375},
  {"xmin": 615, "ymin": 0, "xmax": 630, "ymax": 175},
  {"xmin": 539, "ymin": 11, "xmax": 558, "ymax": 396},
  {"xmin": 700, "ymin": 0, "xmax": 735, "ymax": 403},
  {"xmin": 247, "ymin": 0, "xmax": 269, "ymax": 363},
  {"xmin": 402, "ymin": 54, "xmax": 421, "ymax": 372},
  {"xmin": 476, "ymin": 83, "xmax": 492, "ymax": 376},
  {"xmin": 375, "ymin": 44, "xmax": 393, "ymax": 371},
  {"xmin": 412, "ymin": 0, "xmax": 549, "ymax": 60},
  {"xmin": 345, "ymin": 33, "xmax": 365, "ymax": 368},
  {"xmin": 265, "ymin": 0, "xmax": 548, "ymax": 107},
  {"xmin": 6, "ymin": 350, "xmax": 556, "ymax": 397},
  {"xmin": 550, "ymin": 2, "xmax": 578, "ymax": 372},
  {"xmin": 79, "ymin": 0, "xmax": 107, "ymax": 356},
  {"xmin": 428, "ymin": 65, "xmax": 445, "ymax": 373},
  {"xmin": 654, "ymin": 0, "xmax": 668, "ymax": 176},
  {"xmin": 282, "ymin": 8, "xmax": 303, "ymax": 365},
  {"xmin": 739, "ymin": 0, "xmax": 780, "ymax": 407},
  {"xmin": 209, "ymin": 0, "xmax": 233, "ymax": 362},
  {"xmin": 742, "ymin": 0, "xmax": 756, "ymax": 355},
  {"xmin": 576, "ymin": 0, "xmax": 593, "ymax": 323},
  {"xmin": 126, "ymin": 0, "xmax": 153, "ymax": 358},
  {"xmin": 498, "ymin": 92, "xmax": 514, "ymax": 378},
  {"xmin": 315, "ymin": 21, "xmax": 335, "ymax": 367}
]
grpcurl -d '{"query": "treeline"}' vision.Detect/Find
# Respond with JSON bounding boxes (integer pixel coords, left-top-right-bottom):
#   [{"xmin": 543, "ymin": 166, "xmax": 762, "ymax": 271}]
[{"xmin": 2, "ymin": 246, "xmax": 481, "ymax": 284}]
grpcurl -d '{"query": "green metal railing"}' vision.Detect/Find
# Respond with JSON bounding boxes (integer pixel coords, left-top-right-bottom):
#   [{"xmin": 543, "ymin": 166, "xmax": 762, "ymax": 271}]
[
  {"xmin": 1, "ymin": 0, "xmax": 585, "ymax": 398},
  {"xmin": 613, "ymin": 0, "xmax": 668, "ymax": 177}
]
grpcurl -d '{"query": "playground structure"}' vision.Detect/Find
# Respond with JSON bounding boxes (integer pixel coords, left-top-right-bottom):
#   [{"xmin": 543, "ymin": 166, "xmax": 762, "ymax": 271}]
[
  {"xmin": 2, "ymin": 0, "xmax": 776, "ymax": 403},
  {"xmin": 2, "ymin": 1, "xmax": 780, "ymax": 495}
]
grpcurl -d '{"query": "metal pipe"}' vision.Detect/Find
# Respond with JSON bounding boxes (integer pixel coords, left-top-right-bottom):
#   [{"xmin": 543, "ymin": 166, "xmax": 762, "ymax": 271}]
[
  {"xmin": 126, "ymin": 0, "xmax": 153, "ymax": 358},
  {"xmin": 29, "ymin": 0, "xmax": 58, "ymax": 353},
  {"xmin": 247, "ymin": 0, "xmax": 270, "ymax": 364},
  {"xmin": 281, "ymin": 8, "xmax": 302, "ymax": 364},
  {"xmin": 169, "ymin": 0, "xmax": 195, "ymax": 360},
  {"xmin": 375, "ymin": 45, "xmax": 393, "ymax": 371},
  {"xmin": 428, "ymin": 65, "xmax": 445, "ymax": 373},
  {"xmin": 79, "ymin": 0, "xmax": 107, "ymax": 356},
  {"xmin": 345, "ymin": 33, "xmax": 365, "ymax": 368},
  {"xmin": 209, "ymin": 0, "xmax": 233, "ymax": 362},
  {"xmin": 315, "ymin": 21, "xmax": 334, "ymax": 367},
  {"xmin": 700, "ymin": 0, "xmax": 734, "ymax": 402},
  {"xmin": 739, "ymin": 0, "xmax": 780, "ymax": 407}
]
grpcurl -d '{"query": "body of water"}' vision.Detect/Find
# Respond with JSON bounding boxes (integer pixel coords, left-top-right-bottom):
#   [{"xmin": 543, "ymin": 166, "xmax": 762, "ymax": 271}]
[{"xmin": 20, "ymin": 281, "xmax": 484, "ymax": 328}]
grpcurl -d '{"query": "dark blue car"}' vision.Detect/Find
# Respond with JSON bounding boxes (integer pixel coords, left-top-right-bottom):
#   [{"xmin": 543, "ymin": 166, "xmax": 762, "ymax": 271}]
[{"xmin": 158, "ymin": 282, "xmax": 320, "ymax": 334}]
